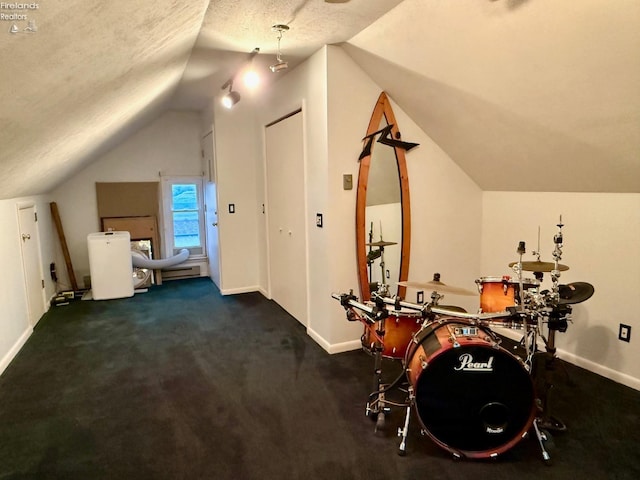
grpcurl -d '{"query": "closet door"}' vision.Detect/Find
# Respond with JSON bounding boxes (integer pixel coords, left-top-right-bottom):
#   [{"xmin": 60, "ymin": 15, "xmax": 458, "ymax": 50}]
[{"xmin": 265, "ymin": 111, "xmax": 307, "ymax": 325}]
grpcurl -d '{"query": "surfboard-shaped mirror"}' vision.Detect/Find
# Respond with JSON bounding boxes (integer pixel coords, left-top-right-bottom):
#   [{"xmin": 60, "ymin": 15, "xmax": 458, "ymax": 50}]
[{"xmin": 356, "ymin": 92, "xmax": 411, "ymax": 301}]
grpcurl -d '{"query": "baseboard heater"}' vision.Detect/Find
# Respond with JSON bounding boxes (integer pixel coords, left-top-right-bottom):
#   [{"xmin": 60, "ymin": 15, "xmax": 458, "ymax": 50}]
[{"xmin": 161, "ymin": 265, "xmax": 201, "ymax": 280}]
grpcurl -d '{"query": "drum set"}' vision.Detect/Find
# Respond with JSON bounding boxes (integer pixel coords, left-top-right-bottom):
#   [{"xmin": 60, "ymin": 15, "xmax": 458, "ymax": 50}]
[{"xmin": 333, "ymin": 219, "xmax": 594, "ymax": 463}]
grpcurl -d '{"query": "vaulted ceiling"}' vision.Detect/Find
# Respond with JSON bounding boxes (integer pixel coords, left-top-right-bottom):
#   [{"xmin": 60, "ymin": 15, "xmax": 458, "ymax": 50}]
[{"xmin": 1, "ymin": 0, "xmax": 638, "ymax": 200}]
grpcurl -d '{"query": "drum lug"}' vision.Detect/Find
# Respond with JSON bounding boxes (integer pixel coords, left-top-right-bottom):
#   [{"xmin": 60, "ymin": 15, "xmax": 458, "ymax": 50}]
[{"xmin": 419, "ymin": 355, "xmax": 428, "ymax": 370}]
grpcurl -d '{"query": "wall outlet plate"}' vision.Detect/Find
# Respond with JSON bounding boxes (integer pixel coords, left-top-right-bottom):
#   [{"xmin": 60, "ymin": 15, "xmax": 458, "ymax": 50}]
[
  {"xmin": 316, "ymin": 213, "xmax": 323, "ymax": 228},
  {"xmin": 619, "ymin": 323, "xmax": 631, "ymax": 342},
  {"xmin": 343, "ymin": 174, "xmax": 353, "ymax": 190}
]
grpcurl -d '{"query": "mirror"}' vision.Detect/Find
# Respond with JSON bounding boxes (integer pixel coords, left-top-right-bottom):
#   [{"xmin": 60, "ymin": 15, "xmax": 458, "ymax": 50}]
[{"xmin": 356, "ymin": 92, "xmax": 411, "ymax": 301}]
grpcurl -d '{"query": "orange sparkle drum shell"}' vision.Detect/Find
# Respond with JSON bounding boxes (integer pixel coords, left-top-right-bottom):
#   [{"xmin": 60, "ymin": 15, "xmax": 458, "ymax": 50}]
[
  {"xmin": 362, "ymin": 309, "xmax": 423, "ymax": 360},
  {"xmin": 405, "ymin": 318, "xmax": 536, "ymax": 459},
  {"xmin": 477, "ymin": 277, "xmax": 539, "ymax": 313}
]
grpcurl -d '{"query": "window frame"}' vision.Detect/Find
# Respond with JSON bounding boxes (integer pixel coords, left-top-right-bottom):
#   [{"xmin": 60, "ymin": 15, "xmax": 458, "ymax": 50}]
[{"xmin": 161, "ymin": 176, "xmax": 206, "ymax": 258}]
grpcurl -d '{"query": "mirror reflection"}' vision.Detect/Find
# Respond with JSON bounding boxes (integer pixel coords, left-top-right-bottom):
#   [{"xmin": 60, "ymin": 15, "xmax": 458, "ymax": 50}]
[{"xmin": 365, "ymin": 120, "xmax": 402, "ymax": 295}]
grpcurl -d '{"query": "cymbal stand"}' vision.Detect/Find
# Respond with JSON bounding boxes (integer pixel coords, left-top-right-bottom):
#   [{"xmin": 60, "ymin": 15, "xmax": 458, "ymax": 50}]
[
  {"xmin": 531, "ymin": 217, "xmax": 569, "ymax": 463},
  {"xmin": 536, "ymin": 216, "xmax": 569, "ymax": 433},
  {"xmin": 511, "ymin": 240, "xmax": 534, "ymax": 367},
  {"xmin": 377, "ymin": 245, "xmax": 390, "ymax": 297}
]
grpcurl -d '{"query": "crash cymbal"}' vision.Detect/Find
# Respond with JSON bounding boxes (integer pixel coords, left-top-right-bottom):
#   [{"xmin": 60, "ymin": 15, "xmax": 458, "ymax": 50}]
[
  {"xmin": 508, "ymin": 260, "xmax": 569, "ymax": 272},
  {"xmin": 398, "ymin": 280, "xmax": 476, "ymax": 297},
  {"xmin": 365, "ymin": 240, "xmax": 398, "ymax": 247},
  {"xmin": 558, "ymin": 282, "xmax": 595, "ymax": 305}
]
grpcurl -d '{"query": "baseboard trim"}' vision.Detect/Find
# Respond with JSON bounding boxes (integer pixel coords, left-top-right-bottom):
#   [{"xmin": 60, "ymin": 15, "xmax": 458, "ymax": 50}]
[
  {"xmin": 493, "ymin": 326, "xmax": 639, "ymax": 391},
  {"xmin": 307, "ymin": 327, "xmax": 361, "ymax": 355},
  {"xmin": 558, "ymin": 350, "xmax": 640, "ymax": 391},
  {"xmin": 220, "ymin": 285, "xmax": 261, "ymax": 296},
  {"xmin": 0, "ymin": 327, "xmax": 32, "ymax": 377}
]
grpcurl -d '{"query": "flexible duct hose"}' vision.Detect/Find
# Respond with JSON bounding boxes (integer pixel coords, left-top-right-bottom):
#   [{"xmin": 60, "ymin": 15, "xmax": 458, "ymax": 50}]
[{"xmin": 131, "ymin": 248, "xmax": 189, "ymax": 269}]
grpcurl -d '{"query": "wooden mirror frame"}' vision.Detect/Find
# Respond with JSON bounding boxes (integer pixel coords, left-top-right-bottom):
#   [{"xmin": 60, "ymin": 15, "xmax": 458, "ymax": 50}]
[{"xmin": 356, "ymin": 92, "xmax": 411, "ymax": 302}]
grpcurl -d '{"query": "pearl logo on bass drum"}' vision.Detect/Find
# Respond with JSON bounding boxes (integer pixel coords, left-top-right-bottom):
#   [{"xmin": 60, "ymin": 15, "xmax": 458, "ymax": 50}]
[{"xmin": 454, "ymin": 353, "xmax": 494, "ymax": 372}]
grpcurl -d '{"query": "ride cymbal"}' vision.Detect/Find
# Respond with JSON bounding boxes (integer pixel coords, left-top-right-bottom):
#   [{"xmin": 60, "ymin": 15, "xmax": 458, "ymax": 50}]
[
  {"xmin": 508, "ymin": 260, "xmax": 569, "ymax": 272},
  {"xmin": 398, "ymin": 280, "xmax": 476, "ymax": 297},
  {"xmin": 366, "ymin": 240, "xmax": 398, "ymax": 247}
]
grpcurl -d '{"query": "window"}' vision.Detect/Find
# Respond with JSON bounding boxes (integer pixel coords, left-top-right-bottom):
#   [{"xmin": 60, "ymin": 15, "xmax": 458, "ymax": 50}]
[{"xmin": 162, "ymin": 176, "xmax": 206, "ymax": 257}]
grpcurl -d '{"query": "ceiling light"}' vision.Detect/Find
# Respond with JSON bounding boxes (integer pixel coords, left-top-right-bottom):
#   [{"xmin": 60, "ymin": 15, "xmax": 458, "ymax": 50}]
[
  {"xmin": 270, "ymin": 24, "xmax": 289, "ymax": 73},
  {"xmin": 219, "ymin": 48, "xmax": 261, "ymax": 108},
  {"xmin": 243, "ymin": 69, "xmax": 260, "ymax": 89},
  {"xmin": 221, "ymin": 82, "xmax": 241, "ymax": 109}
]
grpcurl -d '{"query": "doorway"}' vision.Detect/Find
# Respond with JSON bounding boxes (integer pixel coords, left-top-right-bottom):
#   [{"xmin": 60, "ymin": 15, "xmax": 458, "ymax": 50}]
[{"xmin": 17, "ymin": 203, "xmax": 46, "ymax": 327}]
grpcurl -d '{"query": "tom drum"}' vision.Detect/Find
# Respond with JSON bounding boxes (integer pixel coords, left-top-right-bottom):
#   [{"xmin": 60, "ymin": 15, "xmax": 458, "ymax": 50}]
[
  {"xmin": 362, "ymin": 308, "xmax": 423, "ymax": 360},
  {"xmin": 476, "ymin": 276, "xmax": 539, "ymax": 314}
]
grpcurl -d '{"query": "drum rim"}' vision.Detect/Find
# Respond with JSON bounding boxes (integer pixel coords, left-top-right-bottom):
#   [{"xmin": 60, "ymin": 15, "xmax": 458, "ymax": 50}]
[{"xmin": 477, "ymin": 276, "xmax": 540, "ymax": 285}]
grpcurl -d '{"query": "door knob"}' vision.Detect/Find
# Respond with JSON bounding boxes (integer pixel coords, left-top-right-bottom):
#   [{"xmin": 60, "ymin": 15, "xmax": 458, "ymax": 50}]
[
  {"xmin": 212, "ymin": 222, "xmax": 218, "ymax": 227},
  {"xmin": 21, "ymin": 233, "xmax": 31, "ymax": 241}
]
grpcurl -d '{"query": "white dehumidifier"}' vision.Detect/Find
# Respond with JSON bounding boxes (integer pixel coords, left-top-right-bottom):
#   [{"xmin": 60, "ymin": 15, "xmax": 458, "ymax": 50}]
[{"xmin": 87, "ymin": 231, "xmax": 134, "ymax": 300}]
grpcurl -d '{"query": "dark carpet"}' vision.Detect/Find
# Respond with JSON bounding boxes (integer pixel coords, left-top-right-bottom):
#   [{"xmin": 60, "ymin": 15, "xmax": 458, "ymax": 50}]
[{"xmin": 0, "ymin": 278, "xmax": 638, "ymax": 479}]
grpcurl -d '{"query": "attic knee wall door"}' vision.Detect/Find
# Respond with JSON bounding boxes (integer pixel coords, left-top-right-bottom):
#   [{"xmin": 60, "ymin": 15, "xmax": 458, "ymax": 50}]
[{"xmin": 265, "ymin": 111, "xmax": 308, "ymax": 326}]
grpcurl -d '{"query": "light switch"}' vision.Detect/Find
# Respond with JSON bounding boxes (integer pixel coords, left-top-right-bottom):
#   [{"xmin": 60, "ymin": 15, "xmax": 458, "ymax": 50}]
[{"xmin": 343, "ymin": 174, "xmax": 353, "ymax": 190}]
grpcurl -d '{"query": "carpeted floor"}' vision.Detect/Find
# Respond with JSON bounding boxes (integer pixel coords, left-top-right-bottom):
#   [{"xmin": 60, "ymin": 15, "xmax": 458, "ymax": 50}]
[{"xmin": 0, "ymin": 278, "xmax": 638, "ymax": 479}]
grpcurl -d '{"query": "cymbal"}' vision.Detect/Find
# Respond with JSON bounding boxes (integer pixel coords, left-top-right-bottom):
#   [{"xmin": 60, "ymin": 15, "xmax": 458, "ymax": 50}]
[
  {"xmin": 508, "ymin": 261, "xmax": 569, "ymax": 272},
  {"xmin": 398, "ymin": 280, "xmax": 476, "ymax": 297},
  {"xmin": 366, "ymin": 240, "xmax": 397, "ymax": 247},
  {"xmin": 558, "ymin": 282, "xmax": 595, "ymax": 305}
]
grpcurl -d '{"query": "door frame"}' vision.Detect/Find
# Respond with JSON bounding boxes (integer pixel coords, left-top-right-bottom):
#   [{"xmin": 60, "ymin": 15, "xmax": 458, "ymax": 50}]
[{"xmin": 16, "ymin": 201, "xmax": 46, "ymax": 327}]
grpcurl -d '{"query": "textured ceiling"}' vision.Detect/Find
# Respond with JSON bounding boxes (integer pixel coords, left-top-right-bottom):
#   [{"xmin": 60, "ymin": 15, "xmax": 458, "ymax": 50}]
[{"xmin": 1, "ymin": 0, "xmax": 639, "ymax": 199}]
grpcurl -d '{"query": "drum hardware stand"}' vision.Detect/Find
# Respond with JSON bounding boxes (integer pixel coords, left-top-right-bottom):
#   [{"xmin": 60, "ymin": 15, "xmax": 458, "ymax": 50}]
[
  {"xmin": 397, "ymin": 385, "xmax": 414, "ymax": 456},
  {"xmin": 511, "ymin": 240, "xmax": 535, "ymax": 366}
]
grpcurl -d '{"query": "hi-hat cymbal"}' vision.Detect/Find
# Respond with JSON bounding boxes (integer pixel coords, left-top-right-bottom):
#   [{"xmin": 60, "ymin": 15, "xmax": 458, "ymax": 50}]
[
  {"xmin": 508, "ymin": 260, "xmax": 569, "ymax": 272},
  {"xmin": 366, "ymin": 240, "xmax": 398, "ymax": 247},
  {"xmin": 558, "ymin": 282, "xmax": 595, "ymax": 305},
  {"xmin": 398, "ymin": 280, "xmax": 476, "ymax": 296}
]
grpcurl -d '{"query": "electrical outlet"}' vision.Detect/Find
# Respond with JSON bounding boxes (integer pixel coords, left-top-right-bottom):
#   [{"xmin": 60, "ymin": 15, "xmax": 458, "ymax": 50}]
[{"xmin": 619, "ymin": 324, "xmax": 631, "ymax": 342}]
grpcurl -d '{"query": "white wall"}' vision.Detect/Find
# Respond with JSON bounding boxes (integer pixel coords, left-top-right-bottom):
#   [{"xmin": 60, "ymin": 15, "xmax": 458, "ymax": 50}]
[
  {"xmin": 50, "ymin": 110, "xmax": 203, "ymax": 287},
  {"xmin": 0, "ymin": 195, "xmax": 57, "ymax": 375},
  {"xmin": 209, "ymin": 97, "xmax": 261, "ymax": 294},
  {"xmin": 246, "ymin": 45, "xmax": 485, "ymax": 352},
  {"xmin": 482, "ymin": 192, "xmax": 640, "ymax": 389}
]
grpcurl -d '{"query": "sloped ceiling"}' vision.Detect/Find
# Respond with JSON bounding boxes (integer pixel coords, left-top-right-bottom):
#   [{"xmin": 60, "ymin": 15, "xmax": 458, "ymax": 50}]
[
  {"xmin": 1, "ymin": 0, "xmax": 639, "ymax": 200},
  {"xmin": 344, "ymin": 0, "xmax": 640, "ymax": 192}
]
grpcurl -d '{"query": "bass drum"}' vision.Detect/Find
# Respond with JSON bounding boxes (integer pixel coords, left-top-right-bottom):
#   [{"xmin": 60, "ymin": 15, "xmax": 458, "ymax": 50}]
[{"xmin": 405, "ymin": 318, "xmax": 536, "ymax": 459}]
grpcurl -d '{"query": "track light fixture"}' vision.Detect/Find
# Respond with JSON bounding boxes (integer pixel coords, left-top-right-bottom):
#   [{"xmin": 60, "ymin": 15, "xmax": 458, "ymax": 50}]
[
  {"xmin": 221, "ymin": 81, "xmax": 241, "ymax": 109},
  {"xmin": 220, "ymin": 48, "xmax": 260, "ymax": 109},
  {"xmin": 270, "ymin": 24, "xmax": 289, "ymax": 73}
]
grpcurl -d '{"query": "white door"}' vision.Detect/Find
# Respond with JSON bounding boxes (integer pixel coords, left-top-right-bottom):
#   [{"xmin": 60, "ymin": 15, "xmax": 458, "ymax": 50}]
[
  {"xmin": 205, "ymin": 182, "xmax": 220, "ymax": 289},
  {"xmin": 18, "ymin": 204, "xmax": 46, "ymax": 327},
  {"xmin": 265, "ymin": 111, "xmax": 307, "ymax": 325},
  {"xmin": 202, "ymin": 131, "xmax": 221, "ymax": 289}
]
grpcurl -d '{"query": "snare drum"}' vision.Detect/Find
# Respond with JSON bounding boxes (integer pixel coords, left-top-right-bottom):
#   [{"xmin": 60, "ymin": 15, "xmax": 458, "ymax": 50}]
[
  {"xmin": 405, "ymin": 318, "xmax": 535, "ymax": 459},
  {"xmin": 362, "ymin": 308, "xmax": 423, "ymax": 360},
  {"xmin": 476, "ymin": 276, "xmax": 539, "ymax": 313}
]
